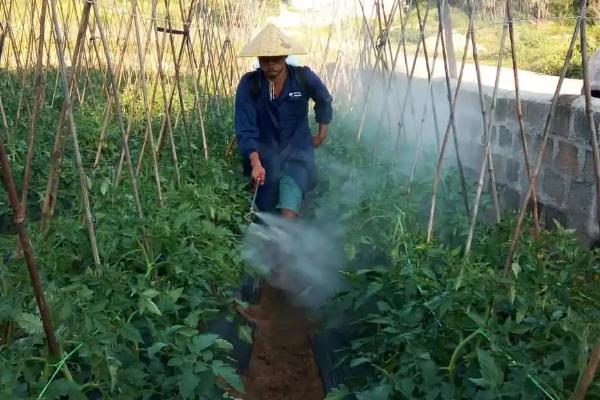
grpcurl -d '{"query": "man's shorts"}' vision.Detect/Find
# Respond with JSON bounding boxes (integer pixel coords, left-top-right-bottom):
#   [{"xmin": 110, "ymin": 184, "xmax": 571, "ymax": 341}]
[{"xmin": 276, "ymin": 175, "xmax": 303, "ymax": 214}]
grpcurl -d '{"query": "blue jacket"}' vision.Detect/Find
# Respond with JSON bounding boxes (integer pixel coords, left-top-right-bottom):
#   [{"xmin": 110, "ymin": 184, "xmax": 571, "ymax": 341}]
[{"xmin": 234, "ymin": 65, "xmax": 333, "ymax": 211}]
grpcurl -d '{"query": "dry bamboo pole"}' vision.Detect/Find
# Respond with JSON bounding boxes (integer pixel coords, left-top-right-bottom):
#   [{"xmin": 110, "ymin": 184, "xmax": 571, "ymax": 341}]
[
  {"xmin": 355, "ymin": 0, "xmax": 400, "ymax": 141},
  {"xmin": 128, "ymin": 9, "xmax": 159, "ymax": 177},
  {"xmin": 162, "ymin": 0, "xmax": 191, "ymax": 159},
  {"xmin": 407, "ymin": 18, "xmax": 443, "ymax": 191},
  {"xmin": 48, "ymin": 0, "xmax": 101, "ymax": 269},
  {"xmin": 196, "ymin": 10, "xmax": 222, "ymax": 115},
  {"xmin": 392, "ymin": 0, "xmax": 421, "ymax": 145},
  {"xmin": 41, "ymin": 0, "xmax": 99, "ymax": 229},
  {"xmin": 14, "ymin": 1, "xmax": 37, "ymax": 123},
  {"xmin": 426, "ymin": 0, "xmax": 476, "ymax": 242},
  {"xmin": 464, "ymin": 0, "xmax": 506, "ymax": 257},
  {"xmin": 153, "ymin": 8, "xmax": 178, "ymax": 145},
  {"xmin": 179, "ymin": 0, "xmax": 209, "ymax": 160},
  {"xmin": 438, "ymin": 0, "xmax": 472, "ymax": 220},
  {"xmin": 372, "ymin": 0, "xmax": 426, "ymax": 160},
  {"xmin": 57, "ymin": 0, "xmax": 82, "ymax": 104},
  {"xmin": 1, "ymin": 0, "xmax": 26, "ymax": 121},
  {"xmin": 573, "ymin": 337, "xmax": 600, "ymax": 400},
  {"xmin": 416, "ymin": 0, "xmax": 443, "ymax": 150},
  {"xmin": 206, "ymin": 15, "xmax": 228, "ymax": 104},
  {"xmin": 14, "ymin": 0, "xmax": 48, "ymax": 257},
  {"xmin": 0, "ymin": 135, "xmax": 60, "ymax": 358},
  {"xmin": 379, "ymin": 0, "xmax": 396, "ymax": 72},
  {"xmin": 131, "ymin": 0, "xmax": 164, "ymax": 207},
  {"xmin": 151, "ymin": 0, "xmax": 190, "ymax": 175},
  {"xmin": 91, "ymin": 1, "xmax": 145, "ymax": 220},
  {"xmin": 0, "ymin": 0, "xmax": 21, "ymax": 94},
  {"xmin": 79, "ymin": 8, "xmax": 95, "ymax": 107},
  {"xmin": 506, "ymin": 0, "xmax": 540, "ymax": 238},
  {"xmin": 196, "ymin": 16, "xmax": 212, "ymax": 114},
  {"xmin": 358, "ymin": 0, "xmax": 380, "ymax": 71},
  {"xmin": 579, "ymin": 0, "xmax": 600, "ymax": 229},
  {"xmin": 392, "ymin": 1, "xmax": 434, "ymax": 150},
  {"xmin": 0, "ymin": 96, "xmax": 8, "ymax": 140},
  {"xmin": 93, "ymin": 11, "xmax": 134, "ymax": 169},
  {"xmin": 503, "ymin": 1, "xmax": 583, "ymax": 274},
  {"xmin": 0, "ymin": 28, "xmax": 8, "ymax": 140},
  {"xmin": 79, "ymin": 40, "xmax": 97, "ymax": 107}
]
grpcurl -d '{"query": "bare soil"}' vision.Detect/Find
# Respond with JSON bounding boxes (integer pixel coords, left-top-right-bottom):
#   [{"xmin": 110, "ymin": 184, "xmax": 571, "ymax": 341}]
[{"xmin": 235, "ymin": 283, "xmax": 324, "ymax": 400}]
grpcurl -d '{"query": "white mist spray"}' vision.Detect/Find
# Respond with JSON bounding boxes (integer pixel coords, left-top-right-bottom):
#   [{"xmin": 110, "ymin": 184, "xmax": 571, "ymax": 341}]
[{"xmin": 241, "ymin": 211, "xmax": 345, "ymax": 310}]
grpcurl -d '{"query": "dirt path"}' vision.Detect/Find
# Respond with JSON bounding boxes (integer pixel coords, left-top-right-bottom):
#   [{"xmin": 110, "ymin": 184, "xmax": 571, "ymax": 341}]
[{"xmin": 236, "ymin": 283, "xmax": 324, "ymax": 400}]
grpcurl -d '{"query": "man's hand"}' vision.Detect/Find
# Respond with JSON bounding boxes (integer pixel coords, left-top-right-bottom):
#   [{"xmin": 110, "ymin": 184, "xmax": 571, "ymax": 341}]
[
  {"xmin": 249, "ymin": 152, "xmax": 265, "ymax": 184},
  {"xmin": 252, "ymin": 163, "xmax": 266, "ymax": 184},
  {"xmin": 313, "ymin": 123, "xmax": 329, "ymax": 148}
]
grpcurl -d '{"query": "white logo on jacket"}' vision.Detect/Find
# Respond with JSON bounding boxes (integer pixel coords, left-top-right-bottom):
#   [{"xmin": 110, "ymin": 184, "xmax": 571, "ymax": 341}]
[{"xmin": 289, "ymin": 91, "xmax": 302, "ymax": 97}]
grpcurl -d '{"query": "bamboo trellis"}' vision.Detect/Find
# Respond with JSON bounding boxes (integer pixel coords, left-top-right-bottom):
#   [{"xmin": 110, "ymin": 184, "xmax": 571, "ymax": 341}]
[{"xmin": 0, "ymin": 0, "xmax": 599, "ymax": 396}]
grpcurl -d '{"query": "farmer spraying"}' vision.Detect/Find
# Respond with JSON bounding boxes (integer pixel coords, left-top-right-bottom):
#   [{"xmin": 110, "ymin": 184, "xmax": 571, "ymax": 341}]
[{"xmin": 235, "ymin": 24, "xmax": 333, "ymax": 219}]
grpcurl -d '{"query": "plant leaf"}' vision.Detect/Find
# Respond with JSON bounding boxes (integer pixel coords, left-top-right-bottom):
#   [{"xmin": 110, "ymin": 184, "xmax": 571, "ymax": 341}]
[
  {"xmin": 148, "ymin": 342, "xmax": 168, "ymax": 358},
  {"xmin": 350, "ymin": 357, "xmax": 371, "ymax": 368},
  {"xmin": 15, "ymin": 312, "xmax": 43, "ymax": 335},
  {"xmin": 212, "ymin": 360, "xmax": 244, "ymax": 393},
  {"xmin": 190, "ymin": 333, "xmax": 219, "ymax": 353},
  {"xmin": 143, "ymin": 298, "xmax": 162, "ymax": 316},
  {"xmin": 356, "ymin": 383, "xmax": 391, "ymax": 400},
  {"xmin": 178, "ymin": 370, "xmax": 198, "ymax": 399},
  {"xmin": 477, "ymin": 349, "xmax": 504, "ymax": 388},
  {"xmin": 511, "ymin": 262, "xmax": 521, "ymax": 278},
  {"xmin": 325, "ymin": 385, "xmax": 351, "ymax": 400}
]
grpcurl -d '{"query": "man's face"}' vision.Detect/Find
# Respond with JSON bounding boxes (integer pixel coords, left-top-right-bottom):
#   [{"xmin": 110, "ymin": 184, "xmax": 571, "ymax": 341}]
[{"xmin": 258, "ymin": 56, "xmax": 287, "ymax": 80}]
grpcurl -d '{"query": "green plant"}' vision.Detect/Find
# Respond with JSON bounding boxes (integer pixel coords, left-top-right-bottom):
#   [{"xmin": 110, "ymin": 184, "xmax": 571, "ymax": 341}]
[{"xmin": 315, "ymin": 116, "xmax": 600, "ymax": 400}]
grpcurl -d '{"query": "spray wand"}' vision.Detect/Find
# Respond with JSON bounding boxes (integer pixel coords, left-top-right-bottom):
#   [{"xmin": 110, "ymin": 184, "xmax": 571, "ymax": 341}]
[{"xmin": 244, "ymin": 181, "xmax": 261, "ymax": 223}]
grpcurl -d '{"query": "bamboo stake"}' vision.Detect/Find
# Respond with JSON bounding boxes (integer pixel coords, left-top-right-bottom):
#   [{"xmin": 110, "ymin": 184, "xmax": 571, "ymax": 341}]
[
  {"xmin": 41, "ymin": 0, "xmax": 97, "ymax": 229},
  {"xmin": 14, "ymin": 1, "xmax": 37, "ymax": 124},
  {"xmin": 407, "ymin": 14, "xmax": 443, "ymax": 191},
  {"xmin": 164, "ymin": 0, "xmax": 194, "ymax": 131},
  {"xmin": 504, "ymin": 2, "xmax": 583, "ymax": 274},
  {"xmin": 573, "ymin": 337, "xmax": 600, "ymax": 400},
  {"xmin": 579, "ymin": 0, "xmax": 600, "ymax": 229},
  {"xmin": 150, "ymin": 0, "xmax": 188, "ymax": 177},
  {"xmin": 426, "ymin": 0, "xmax": 476, "ymax": 242},
  {"xmin": 355, "ymin": 0, "xmax": 400, "ymax": 141},
  {"xmin": 0, "ymin": 135, "xmax": 60, "ymax": 358},
  {"xmin": 48, "ymin": 0, "xmax": 101, "ymax": 269},
  {"xmin": 131, "ymin": 0, "xmax": 164, "ymax": 207},
  {"xmin": 180, "ymin": 0, "xmax": 210, "ymax": 160},
  {"xmin": 372, "ymin": 0, "xmax": 426, "ymax": 161},
  {"xmin": 134, "ymin": 3, "xmax": 165, "ymax": 175},
  {"xmin": 193, "ymin": 5, "xmax": 221, "ymax": 115},
  {"xmin": 93, "ymin": 11, "xmax": 134, "ymax": 169},
  {"xmin": 13, "ymin": 0, "xmax": 48, "ymax": 258},
  {"xmin": 200, "ymin": 11, "xmax": 223, "ymax": 114},
  {"xmin": 464, "ymin": 0, "xmax": 506, "ymax": 256},
  {"xmin": 0, "ymin": 96, "xmax": 8, "ymax": 141},
  {"xmin": 392, "ymin": 1, "xmax": 433, "ymax": 150},
  {"xmin": 507, "ymin": 0, "xmax": 541, "ymax": 238},
  {"xmin": 91, "ymin": 0, "xmax": 145, "ymax": 220},
  {"xmin": 392, "ymin": 0, "xmax": 421, "ymax": 145}
]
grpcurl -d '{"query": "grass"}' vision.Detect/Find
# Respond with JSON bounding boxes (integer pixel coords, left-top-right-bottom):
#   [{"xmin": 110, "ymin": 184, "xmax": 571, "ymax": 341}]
[{"xmin": 388, "ymin": 6, "xmax": 600, "ymax": 79}]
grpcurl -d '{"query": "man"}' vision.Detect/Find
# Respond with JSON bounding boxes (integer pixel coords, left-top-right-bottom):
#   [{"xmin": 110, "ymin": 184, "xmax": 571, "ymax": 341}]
[{"xmin": 235, "ymin": 24, "xmax": 333, "ymax": 219}]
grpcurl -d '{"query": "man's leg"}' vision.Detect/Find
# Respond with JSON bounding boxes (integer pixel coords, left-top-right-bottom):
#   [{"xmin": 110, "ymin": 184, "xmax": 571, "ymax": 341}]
[
  {"xmin": 276, "ymin": 175, "xmax": 303, "ymax": 219},
  {"xmin": 270, "ymin": 176, "xmax": 303, "ymax": 288}
]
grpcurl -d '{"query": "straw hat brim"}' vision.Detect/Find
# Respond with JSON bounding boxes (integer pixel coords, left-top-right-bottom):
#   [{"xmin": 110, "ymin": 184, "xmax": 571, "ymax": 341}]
[{"xmin": 239, "ymin": 24, "xmax": 306, "ymax": 57}]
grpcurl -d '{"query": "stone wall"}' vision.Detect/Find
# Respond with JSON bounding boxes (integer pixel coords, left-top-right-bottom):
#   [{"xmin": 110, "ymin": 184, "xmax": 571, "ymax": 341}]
[{"xmin": 432, "ymin": 79, "xmax": 600, "ymax": 243}]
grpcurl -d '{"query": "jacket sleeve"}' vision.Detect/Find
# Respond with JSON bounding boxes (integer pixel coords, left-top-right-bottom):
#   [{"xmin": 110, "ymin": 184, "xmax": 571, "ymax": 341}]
[
  {"xmin": 234, "ymin": 74, "xmax": 260, "ymax": 159},
  {"xmin": 304, "ymin": 67, "xmax": 333, "ymax": 124}
]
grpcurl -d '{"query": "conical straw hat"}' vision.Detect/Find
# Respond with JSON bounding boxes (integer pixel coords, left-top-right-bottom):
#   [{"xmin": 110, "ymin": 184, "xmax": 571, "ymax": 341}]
[{"xmin": 239, "ymin": 24, "xmax": 306, "ymax": 57}]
